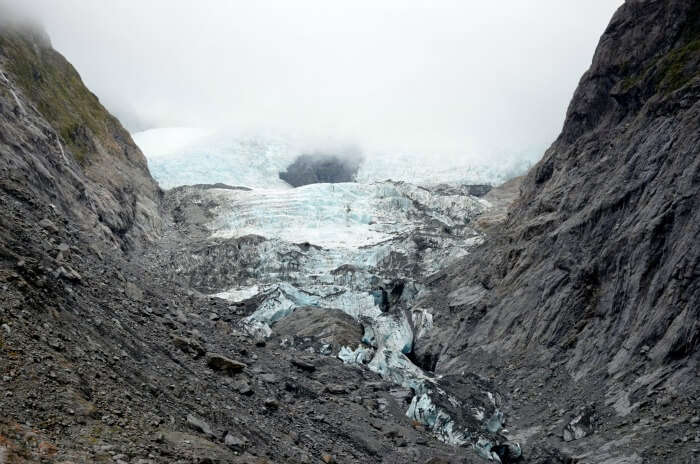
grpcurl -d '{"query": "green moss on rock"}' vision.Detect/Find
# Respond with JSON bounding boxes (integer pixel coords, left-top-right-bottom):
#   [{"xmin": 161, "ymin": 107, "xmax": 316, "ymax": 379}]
[
  {"xmin": 0, "ymin": 28, "xmax": 128, "ymax": 164},
  {"xmin": 656, "ymin": 38, "xmax": 700, "ymax": 94},
  {"xmin": 618, "ymin": 5, "xmax": 699, "ymax": 95}
]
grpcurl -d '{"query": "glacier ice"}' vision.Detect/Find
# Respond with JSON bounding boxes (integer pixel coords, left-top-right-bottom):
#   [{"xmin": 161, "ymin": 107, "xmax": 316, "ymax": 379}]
[
  {"xmin": 134, "ymin": 129, "xmax": 297, "ymax": 189},
  {"xmin": 474, "ymin": 437, "xmax": 502, "ymax": 462},
  {"xmin": 406, "ymin": 393, "xmax": 469, "ymax": 446},
  {"xmin": 198, "ymin": 176, "xmax": 511, "ymax": 455},
  {"xmin": 206, "ymin": 181, "xmax": 486, "ymax": 250},
  {"xmin": 205, "ymin": 177, "xmax": 490, "ymax": 352},
  {"xmin": 411, "ymin": 306, "xmax": 434, "ymax": 342},
  {"xmin": 240, "ymin": 281, "xmax": 383, "ymax": 338},
  {"xmin": 145, "ymin": 130, "xmax": 528, "ymax": 458},
  {"xmin": 407, "ymin": 393, "xmax": 439, "ymax": 427},
  {"xmin": 362, "ymin": 312, "xmax": 413, "ymax": 354},
  {"xmin": 368, "ymin": 347, "xmax": 433, "ymax": 394},
  {"xmin": 133, "ymin": 128, "xmax": 532, "ymax": 190},
  {"xmin": 337, "ymin": 345, "xmax": 374, "ymax": 365},
  {"xmin": 213, "ymin": 285, "xmax": 259, "ymax": 303},
  {"xmin": 486, "ymin": 410, "xmax": 505, "ymax": 434}
]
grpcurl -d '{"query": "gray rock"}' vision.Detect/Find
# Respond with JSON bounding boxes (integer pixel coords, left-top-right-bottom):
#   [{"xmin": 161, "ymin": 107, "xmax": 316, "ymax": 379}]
[
  {"xmin": 174, "ymin": 310, "xmax": 188, "ymax": 324},
  {"xmin": 264, "ymin": 398, "xmax": 279, "ymax": 410},
  {"xmin": 223, "ymin": 432, "xmax": 247, "ymax": 451},
  {"xmin": 172, "ymin": 335, "xmax": 205, "ymax": 358},
  {"xmin": 389, "ymin": 387, "xmax": 413, "ymax": 403},
  {"xmin": 205, "ymin": 353, "xmax": 246, "ymax": 374},
  {"xmin": 125, "ymin": 282, "xmax": 144, "ymax": 300},
  {"xmin": 38, "ymin": 218, "xmax": 58, "ymax": 234},
  {"xmin": 412, "ymin": 0, "xmax": 700, "ymax": 455},
  {"xmin": 260, "ymin": 373, "xmax": 278, "ymax": 383},
  {"xmin": 48, "ymin": 337, "xmax": 64, "ymax": 351},
  {"xmin": 465, "ymin": 184, "xmax": 492, "ymax": 197},
  {"xmin": 325, "ymin": 384, "xmax": 347, "ymax": 395},
  {"xmin": 272, "ymin": 306, "xmax": 363, "ymax": 350},
  {"xmin": 232, "ymin": 378, "xmax": 254, "ymax": 396},
  {"xmin": 290, "ymin": 359, "xmax": 316, "ymax": 372},
  {"xmin": 563, "ymin": 407, "xmax": 596, "ymax": 442},
  {"xmin": 186, "ymin": 413, "xmax": 215, "ymax": 438},
  {"xmin": 1, "ymin": 6, "xmax": 697, "ymax": 463},
  {"xmin": 55, "ymin": 265, "xmax": 82, "ymax": 282}
]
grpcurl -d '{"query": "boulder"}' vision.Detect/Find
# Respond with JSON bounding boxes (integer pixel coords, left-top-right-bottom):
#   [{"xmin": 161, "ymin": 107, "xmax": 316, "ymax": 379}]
[
  {"xmin": 563, "ymin": 406, "xmax": 596, "ymax": 442},
  {"xmin": 205, "ymin": 353, "xmax": 246, "ymax": 374},
  {"xmin": 224, "ymin": 432, "xmax": 248, "ymax": 452},
  {"xmin": 325, "ymin": 384, "xmax": 347, "ymax": 395},
  {"xmin": 290, "ymin": 359, "xmax": 316, "ymax": 373},
  {"xmin": 186, "ymin": 414, "xmax": 215, "ymax": 438},
  {"xmin": 38, "ymin": 218, "xmax": 58, "ymax": 234},
  {"xmin": 173, "ymin": 335, "xmax": 205, "ymax": 358}
]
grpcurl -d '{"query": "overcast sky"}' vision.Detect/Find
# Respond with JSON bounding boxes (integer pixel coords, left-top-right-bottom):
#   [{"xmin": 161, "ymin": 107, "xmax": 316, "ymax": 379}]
[{"xmin": 7, "ymin": 0, "xmax": 622, "ymax": 160}]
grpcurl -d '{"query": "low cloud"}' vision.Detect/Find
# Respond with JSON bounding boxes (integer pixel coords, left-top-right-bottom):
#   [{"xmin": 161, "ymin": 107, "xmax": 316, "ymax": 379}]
[{"xmin": 3, "ymin": 0, "xmax": 622, "ymax": 163}]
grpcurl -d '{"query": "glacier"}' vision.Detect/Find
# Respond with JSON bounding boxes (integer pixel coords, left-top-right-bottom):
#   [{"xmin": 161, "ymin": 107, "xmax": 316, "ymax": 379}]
[
  {"xmin": 134, "ymin": 127, "xmax": 521, "ymax": 459},
  {"xmin": 132, "ymin": 127, "xmax": 531, "ymax": 190}
]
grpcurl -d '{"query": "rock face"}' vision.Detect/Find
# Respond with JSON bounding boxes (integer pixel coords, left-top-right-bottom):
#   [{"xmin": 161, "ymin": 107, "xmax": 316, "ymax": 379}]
[
  {"xmin": 0, "ymin": 22, "xmax": 161, "ymax": 250},
  {"xmin": 414, "ymin": 0, "xmax": 700, "ymax": 462},
  {"xmin": 424, "ymin": 0, "xmax": 700, "ymax": 372},
  {"xmin": 1, "ymin": 3, "xmax": 698, "ymax": 464},
  {"xmin": 279, "ymin": 151, "xmax": 363, "ymax": 187}
]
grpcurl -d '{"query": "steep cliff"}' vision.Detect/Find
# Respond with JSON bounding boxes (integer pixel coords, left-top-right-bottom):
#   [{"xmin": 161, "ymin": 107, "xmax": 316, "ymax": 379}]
[
  {"xmin": 0, "ymin": 22, "xmax": 161, "ymax": 251},
  {"xmin": 416, "ymin": 0, "xmax": 699, "ymax": 461}
]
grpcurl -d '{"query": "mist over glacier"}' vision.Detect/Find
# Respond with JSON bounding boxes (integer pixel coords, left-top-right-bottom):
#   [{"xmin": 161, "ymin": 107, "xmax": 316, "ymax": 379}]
[
  {"xmin": 133, "ymin": 127, "xmax": 535, "ymax": 189},
  {"xmin": 10, "ymin": 0, "xmax": 622, "ymax": 171}
]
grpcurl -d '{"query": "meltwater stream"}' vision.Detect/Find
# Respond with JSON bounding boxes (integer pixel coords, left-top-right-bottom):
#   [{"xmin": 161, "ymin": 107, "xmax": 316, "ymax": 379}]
[{"xmin": 136, "ymin": 128, "xmax": 524, "ymax": 461}]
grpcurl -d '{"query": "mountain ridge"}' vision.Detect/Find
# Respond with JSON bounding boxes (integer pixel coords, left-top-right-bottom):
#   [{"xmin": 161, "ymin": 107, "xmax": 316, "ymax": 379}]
[
  {"xmin": 0, "ymin": 2, "xmax": 698, "ymax": 463},
  {"xmin": 414, "ymin": 0, "xmax": 699, "ymax": 460},
  {"xmin": 0, "ymin": 21, "xmax": 161, "ymax": 251}
]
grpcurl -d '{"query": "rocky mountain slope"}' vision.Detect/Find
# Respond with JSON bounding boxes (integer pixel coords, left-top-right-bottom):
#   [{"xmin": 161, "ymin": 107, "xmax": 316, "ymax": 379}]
[
  {"xmin": 0, "ymin": 1, "xmax": 698, "ymax": 463},
  {"xmin": 0, "ymin": 22, "xmax": 161, "ymax": 252},
  {"xmin": 415, "ymin": 0, "xmax": 700, "ymax": 462},
  {"xmin": 0, "ymin": 21, "xmax": 484, "ymax": 464}
]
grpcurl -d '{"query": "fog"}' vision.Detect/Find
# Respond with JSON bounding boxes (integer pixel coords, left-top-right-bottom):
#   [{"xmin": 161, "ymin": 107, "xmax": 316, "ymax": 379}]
[{"xmin": 5, "ymin": 0, "xmax": 622, "ymax": 162}]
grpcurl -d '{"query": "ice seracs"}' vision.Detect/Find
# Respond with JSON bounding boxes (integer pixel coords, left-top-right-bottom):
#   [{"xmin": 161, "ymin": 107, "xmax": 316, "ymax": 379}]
[
  {"xmin": 136, "ymin": 129, "xmax": 524, "ymax": 459},
  {"xmin": 190, "ymin": 179, "xmax": 517, "ymax": 454}
]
